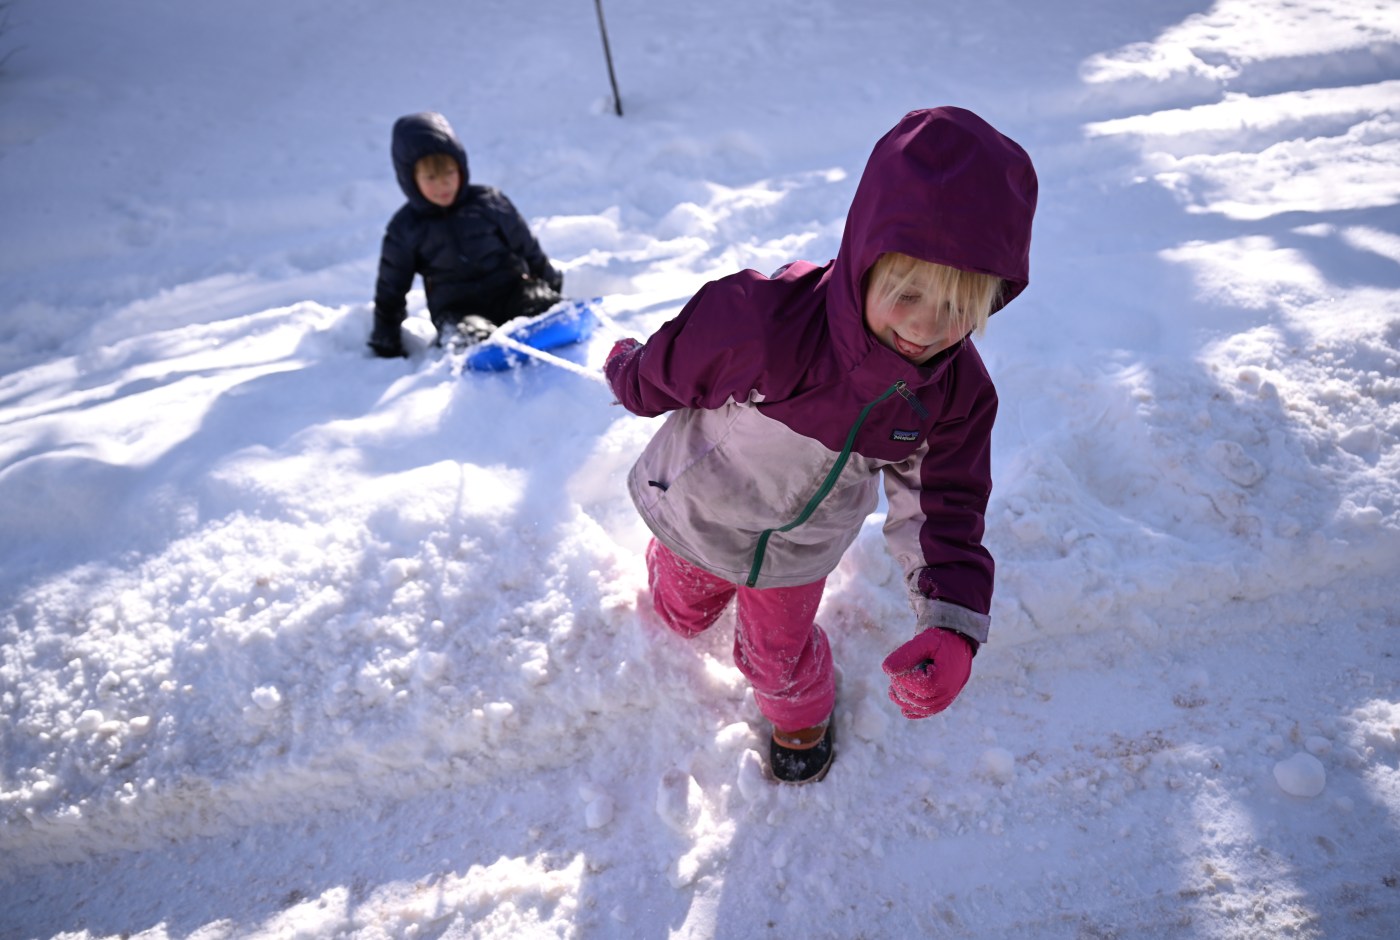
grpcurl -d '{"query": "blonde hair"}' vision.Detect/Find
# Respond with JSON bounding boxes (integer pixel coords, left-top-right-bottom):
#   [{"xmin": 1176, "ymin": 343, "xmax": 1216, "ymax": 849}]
[
  {"xmin": 415, "ymin": 152, "xmax": 458, "ymax": 176},
  {"xmin": 868, "ymin": 252, "xmax": 1003, "ymax": 337}
]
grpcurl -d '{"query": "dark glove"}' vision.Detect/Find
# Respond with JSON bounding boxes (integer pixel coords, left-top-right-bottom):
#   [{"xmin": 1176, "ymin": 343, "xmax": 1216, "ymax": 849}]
[
  {"xmin": 882, "ymin": 628, "xmax": 974, "ymax": 719},
  {"xmin": 544, "ymin": 266, "xmax": 564, "ymax": 295},
  {"xmin": 367, "ymin": 323, "xmax": 406, "ymax": 358}
]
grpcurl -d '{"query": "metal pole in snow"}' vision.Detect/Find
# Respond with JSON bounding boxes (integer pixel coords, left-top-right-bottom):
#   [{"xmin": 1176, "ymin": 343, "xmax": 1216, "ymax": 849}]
[{"xmin": 593, "ymin": 0, "xmax": 624, "ymax": 116}]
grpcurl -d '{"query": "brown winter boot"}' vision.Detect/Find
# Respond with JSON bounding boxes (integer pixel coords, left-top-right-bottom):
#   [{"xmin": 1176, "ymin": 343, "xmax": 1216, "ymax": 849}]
[{"xmin": 769, "ymin": 720, "xmax": 835, "ymax": 784}]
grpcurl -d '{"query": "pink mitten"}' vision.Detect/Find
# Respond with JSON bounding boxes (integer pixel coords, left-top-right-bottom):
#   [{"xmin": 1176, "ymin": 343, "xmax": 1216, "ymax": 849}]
[
  {"xmin": 604, "ymin": 337, "xmax": 642, "ymax": 391},
  {"xmin": 882, "ymin": 628, "xmax": 974, "ymax": 719},
  {"xmin": 606, "ymin": 337, "xmax": 641, "ymax": 367}
]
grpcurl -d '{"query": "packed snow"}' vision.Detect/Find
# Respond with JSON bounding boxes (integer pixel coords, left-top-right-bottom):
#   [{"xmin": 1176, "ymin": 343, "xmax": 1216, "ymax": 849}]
[{"xmin": 2, "ymin": 0, "xmax": 1398, "ymax": 937}]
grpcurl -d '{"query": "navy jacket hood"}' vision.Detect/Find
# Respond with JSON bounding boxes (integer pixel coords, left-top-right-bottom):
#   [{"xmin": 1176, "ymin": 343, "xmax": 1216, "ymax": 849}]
[{"xmin": 391, "ymin": 112, "xmax": 471, "ymax": 212}]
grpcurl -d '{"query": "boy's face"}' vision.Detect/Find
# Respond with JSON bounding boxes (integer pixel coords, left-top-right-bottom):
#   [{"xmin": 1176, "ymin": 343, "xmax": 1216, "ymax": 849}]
[
  {"xmin": 863, "ymin": 275, "xmax": 964, "ymax": 365},
  {"xmin": 414, "ymin": 159, "xmax": 460, "ymax": 208}
]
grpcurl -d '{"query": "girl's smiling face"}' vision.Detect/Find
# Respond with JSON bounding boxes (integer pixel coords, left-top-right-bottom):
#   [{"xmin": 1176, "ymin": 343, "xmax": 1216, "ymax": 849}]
[{"xmin": 863, "ymin": 270, "xmax": 965, "ymax": 365}]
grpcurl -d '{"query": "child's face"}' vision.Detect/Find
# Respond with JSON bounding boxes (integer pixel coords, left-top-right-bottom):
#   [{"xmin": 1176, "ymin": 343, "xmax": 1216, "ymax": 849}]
[
  {"xmin": 414, "ymin": 159, "xmax": 460, "ymax": 208},
  {"xmin": 863, "ymin": 276, "xmax": 965, "ymax": 365}
]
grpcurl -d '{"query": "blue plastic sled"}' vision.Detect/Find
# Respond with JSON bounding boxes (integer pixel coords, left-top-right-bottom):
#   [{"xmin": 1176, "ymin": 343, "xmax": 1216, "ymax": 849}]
[{"xmin": 463, "ymin": 298, "xmax": 600, "ymax": 372}]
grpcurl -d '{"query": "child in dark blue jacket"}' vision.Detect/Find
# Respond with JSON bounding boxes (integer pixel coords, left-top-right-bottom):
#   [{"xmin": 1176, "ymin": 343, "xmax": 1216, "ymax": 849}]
[{"xmin": 368, "ymin": 112, "xmax": 563, "ymax": 357}]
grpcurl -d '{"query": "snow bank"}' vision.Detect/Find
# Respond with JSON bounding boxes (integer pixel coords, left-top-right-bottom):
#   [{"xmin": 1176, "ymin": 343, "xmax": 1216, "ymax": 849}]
[{"xmin": 2, "ymin": 0, "xmax": 1398, "ymax": 936}]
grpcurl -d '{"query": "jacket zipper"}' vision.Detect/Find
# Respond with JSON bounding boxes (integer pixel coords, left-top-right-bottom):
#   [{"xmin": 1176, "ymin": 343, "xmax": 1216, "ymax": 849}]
[{"xmin": 745, "ymin": 380, "xmax": 925, "ymax": 587}]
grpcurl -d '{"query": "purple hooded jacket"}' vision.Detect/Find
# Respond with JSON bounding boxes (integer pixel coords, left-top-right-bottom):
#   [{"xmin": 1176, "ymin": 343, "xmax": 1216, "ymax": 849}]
[{"xmin": 606, "ymin": 108, "xmax": 1037, "ymax": 643}]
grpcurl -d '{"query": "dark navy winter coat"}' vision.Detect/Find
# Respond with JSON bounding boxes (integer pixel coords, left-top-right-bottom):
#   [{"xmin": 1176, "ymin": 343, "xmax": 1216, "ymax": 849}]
[{"xmin": 370, "ymin": 113, "xmax": 561, "ymax": 350}]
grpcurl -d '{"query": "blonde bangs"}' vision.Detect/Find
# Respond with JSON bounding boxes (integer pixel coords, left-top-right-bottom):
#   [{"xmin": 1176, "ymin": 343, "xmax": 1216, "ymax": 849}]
[{"xmin": 870, "ymin": 252, "xmax": 1003, "ymax": 336}]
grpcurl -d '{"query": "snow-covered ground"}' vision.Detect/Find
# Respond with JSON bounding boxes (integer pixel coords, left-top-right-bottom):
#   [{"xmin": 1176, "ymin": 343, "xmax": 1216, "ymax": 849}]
[{"xmin": 2, "ymin": 0, "xmax": 1398, "ymax": 936}]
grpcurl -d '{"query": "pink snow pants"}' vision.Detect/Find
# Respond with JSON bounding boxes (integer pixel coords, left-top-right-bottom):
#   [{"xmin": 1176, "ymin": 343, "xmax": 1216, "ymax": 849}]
[{"xmin": 645, "ymin": 539, "xmax": 834, "ymax": 733}]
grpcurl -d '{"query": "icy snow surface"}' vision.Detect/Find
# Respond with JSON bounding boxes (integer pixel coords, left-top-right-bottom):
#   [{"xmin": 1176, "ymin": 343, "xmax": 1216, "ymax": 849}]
[{"xmin": 1, "ymin": 0, "xmax": 1398, "ymax": 937}]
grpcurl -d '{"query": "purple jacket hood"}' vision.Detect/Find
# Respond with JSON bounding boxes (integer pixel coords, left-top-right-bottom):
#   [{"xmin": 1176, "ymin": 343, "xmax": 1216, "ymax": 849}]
[{"xmin": 827, "ymin": 106, "xmax": 1038, "ymax": 369}]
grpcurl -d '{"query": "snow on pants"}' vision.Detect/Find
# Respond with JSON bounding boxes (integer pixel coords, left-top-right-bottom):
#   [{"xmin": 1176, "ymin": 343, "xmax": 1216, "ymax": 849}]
[{"xmin": 645, "ymin": 539, "xmax": 834, "ymax": 733}]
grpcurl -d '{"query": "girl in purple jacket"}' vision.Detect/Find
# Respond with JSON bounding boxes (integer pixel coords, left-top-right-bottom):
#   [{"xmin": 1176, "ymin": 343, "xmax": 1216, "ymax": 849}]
[{"xmin": 605, "ymin": 108, "xmax": 1037, "ymax": 783}]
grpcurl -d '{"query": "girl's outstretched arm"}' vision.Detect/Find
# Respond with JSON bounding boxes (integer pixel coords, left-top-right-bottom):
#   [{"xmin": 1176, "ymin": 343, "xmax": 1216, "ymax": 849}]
[{"xmin": 604, "ymin": 278, "xmax": 771, "ymax": 417}]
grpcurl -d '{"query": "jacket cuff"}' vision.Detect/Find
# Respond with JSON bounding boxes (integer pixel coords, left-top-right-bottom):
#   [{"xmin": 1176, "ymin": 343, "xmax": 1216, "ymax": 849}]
[{"xmin": 910, "ymin": 595, "xmax": 990, "ymax": 645}]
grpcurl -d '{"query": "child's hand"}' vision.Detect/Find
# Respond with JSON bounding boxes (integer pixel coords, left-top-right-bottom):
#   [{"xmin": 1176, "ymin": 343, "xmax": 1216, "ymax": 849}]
[
  {"xmin": 605, "ymin": 338, "xmax": 642, "ymax": 382},
  {"xmin": 603, "ymin": 338, "xmax": 644, "ymax": 407},
  {"xmin": 607, "ymin": 338, "xmax": 641, "ymax": 366},
  {"xmin": 882, "ymin": 628, "xmax": 974, "ymax": 719},
  {"xmin": 367, "ymin": 323, "xmax": 407, "ymax": 359}
]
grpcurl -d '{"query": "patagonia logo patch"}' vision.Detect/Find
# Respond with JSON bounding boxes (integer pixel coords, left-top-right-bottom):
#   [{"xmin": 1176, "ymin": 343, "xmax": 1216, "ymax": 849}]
[{"xmin": 891, "ymin": 429, "xmax": 920, "ymax": 443}]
